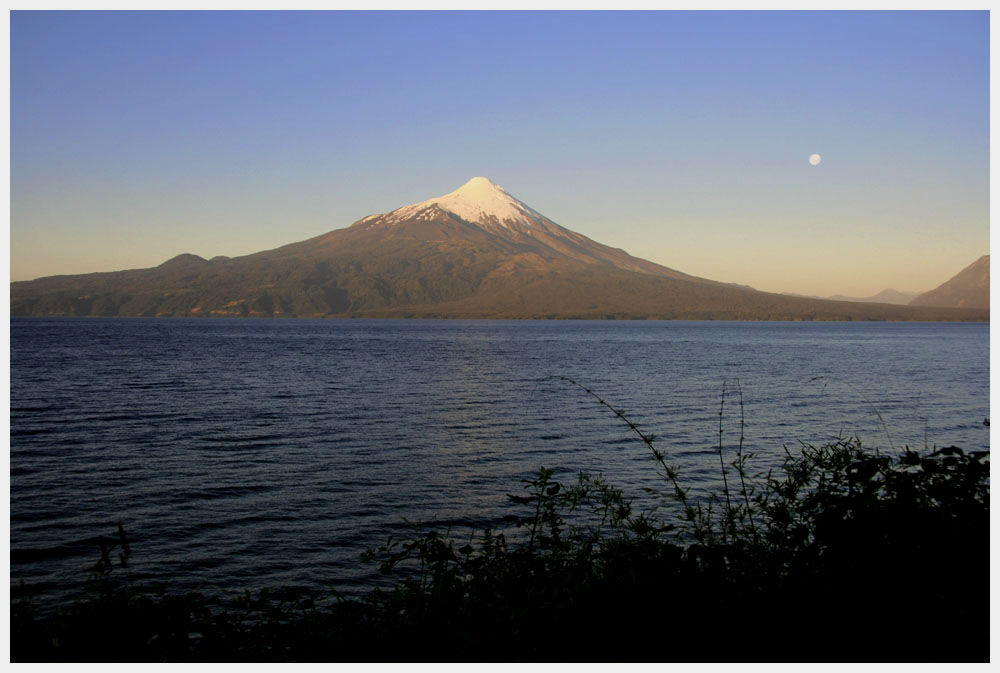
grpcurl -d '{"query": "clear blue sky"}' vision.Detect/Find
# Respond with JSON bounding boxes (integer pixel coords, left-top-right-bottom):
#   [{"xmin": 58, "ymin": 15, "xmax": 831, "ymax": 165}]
[{"xmin": 11, "ymin": 10, "xmax": 990, "ymax": 295}]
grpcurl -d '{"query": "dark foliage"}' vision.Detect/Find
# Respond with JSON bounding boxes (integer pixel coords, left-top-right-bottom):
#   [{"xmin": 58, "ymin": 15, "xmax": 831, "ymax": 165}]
[{"xmin": 12, "ymin": 437, "xmax": 988, "ymax": 662}]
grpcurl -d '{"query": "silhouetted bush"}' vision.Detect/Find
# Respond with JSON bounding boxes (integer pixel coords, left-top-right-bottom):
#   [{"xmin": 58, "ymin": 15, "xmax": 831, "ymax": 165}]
[{"xmin": 12, "ymin": 377, "xmax": 990, "ymax": 666}]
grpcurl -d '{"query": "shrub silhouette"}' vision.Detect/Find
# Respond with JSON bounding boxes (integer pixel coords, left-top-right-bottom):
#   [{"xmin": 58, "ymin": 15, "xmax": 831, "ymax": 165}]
[{"xmin": 11, "ymin": 394, "xmax": 989, "ymax": 662}]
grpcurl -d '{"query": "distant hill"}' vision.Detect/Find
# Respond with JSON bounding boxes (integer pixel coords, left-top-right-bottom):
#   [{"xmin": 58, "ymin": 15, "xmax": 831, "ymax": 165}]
[
  {"xmin": 909, "ymin": 256, "xmax": 989, "ymax": 310},
  {"xmin": 10, "ymin": 178, "xmax": 988, "ymax": 321},
  {"xmin": 827, "ymin": 289, "xmax": 921, "ymax": 305},
  {"xmin": 783, "ymin": 289, "xmax": 920, "ymax": 305}
]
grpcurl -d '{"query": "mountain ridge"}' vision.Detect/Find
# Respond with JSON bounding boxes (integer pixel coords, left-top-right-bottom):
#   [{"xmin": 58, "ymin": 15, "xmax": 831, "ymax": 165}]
[
  {"xmin": 10, "ymin": 178, "xmax": 989, "ymax": 321},
  {"xmin": 909, "ymin": 255, "xmax": 989, "ymax": 310},
  {"xmin": 783, "ymin": 288, "xmax": 922, "ymax": 305}
]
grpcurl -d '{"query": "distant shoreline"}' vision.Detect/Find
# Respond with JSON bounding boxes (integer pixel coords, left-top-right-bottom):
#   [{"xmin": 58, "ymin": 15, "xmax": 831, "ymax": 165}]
[{"xmin": 8, "ymin": 313, "xmax": 990, "ymax": 322}]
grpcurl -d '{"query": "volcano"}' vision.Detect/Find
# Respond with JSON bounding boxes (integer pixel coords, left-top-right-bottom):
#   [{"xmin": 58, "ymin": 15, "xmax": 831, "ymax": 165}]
[
  {"xmin": 909, "ymin": 255, "xmax": 989, "ymax": 310},
  {"xmin": 10, "ymin": 177, "xmax": 988, "ymax": 321}
]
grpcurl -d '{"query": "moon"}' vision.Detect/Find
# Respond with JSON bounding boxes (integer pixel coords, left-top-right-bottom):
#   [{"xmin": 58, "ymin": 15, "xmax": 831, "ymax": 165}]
[{"xmin": 809, "ymin": 153, "xmax": 822, "ymax": 166}]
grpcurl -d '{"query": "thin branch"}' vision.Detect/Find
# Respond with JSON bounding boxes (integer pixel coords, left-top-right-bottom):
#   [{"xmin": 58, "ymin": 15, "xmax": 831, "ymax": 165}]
[
  {"xmin": 718, "ymin": 380, "xmax": 733, "ymax": 517},
  {"xmin": 549, "ymin": 376, "xmax": 695, "ymax": 522}
]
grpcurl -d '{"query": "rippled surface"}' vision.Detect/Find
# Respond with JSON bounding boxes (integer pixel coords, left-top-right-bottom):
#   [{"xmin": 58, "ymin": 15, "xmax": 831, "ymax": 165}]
[{"xmin": 11, "ymin": 319, "xmax": 989, "ymax": 607}]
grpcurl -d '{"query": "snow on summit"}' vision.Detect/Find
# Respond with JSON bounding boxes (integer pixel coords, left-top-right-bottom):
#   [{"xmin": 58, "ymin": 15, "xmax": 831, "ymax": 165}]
[{"xmin": 388, "ymin": 177, "xmax": 547, "ymax": 229}]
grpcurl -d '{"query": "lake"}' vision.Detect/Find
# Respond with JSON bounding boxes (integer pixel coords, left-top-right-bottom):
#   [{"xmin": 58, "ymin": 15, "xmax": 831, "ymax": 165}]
[{"xmin": 10, "ymin": 318, "xmax": 990, "ymax": 608}]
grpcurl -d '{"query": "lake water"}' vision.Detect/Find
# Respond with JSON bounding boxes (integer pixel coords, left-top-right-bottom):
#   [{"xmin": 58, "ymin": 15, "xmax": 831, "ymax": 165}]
[{"xmin": 10, "ymin": 318, "xmax": 990, "ymax": 608}]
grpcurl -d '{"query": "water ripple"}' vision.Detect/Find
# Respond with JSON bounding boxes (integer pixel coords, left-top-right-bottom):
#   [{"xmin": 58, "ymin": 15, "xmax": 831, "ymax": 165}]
[{"xmin": 10, "ymin": 318, "xmax": 990, "ymax": 609}]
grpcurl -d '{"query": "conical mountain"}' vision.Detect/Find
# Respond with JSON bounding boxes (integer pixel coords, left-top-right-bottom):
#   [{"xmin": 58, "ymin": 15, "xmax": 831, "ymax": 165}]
[
  {"xmin": 909, "ymin": 255, "xmax": 989, "ymax": 310},
  {"xmin": 254, "ymin": 177, "xmax": 708, "ymax": 281},
  {"xmin": 10, "ymin": 178, "xmax": 989, "ymax": 321}
]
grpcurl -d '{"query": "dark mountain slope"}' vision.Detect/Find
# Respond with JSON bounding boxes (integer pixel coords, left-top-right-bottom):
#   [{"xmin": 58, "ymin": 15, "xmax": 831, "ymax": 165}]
[
  {"xmin": 10, "ymin": 178, "xmax": 989, "ymax": 321},
  {"xmin": 910, "ymin": 255, "xmax": 989, "ymax": 310}
]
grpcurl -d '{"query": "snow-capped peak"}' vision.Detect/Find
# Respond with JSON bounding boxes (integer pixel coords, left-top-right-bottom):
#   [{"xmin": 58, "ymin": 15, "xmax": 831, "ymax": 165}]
[{"xmin": 387, "ymin": 177, "xmax": 547, "ymax": 229}]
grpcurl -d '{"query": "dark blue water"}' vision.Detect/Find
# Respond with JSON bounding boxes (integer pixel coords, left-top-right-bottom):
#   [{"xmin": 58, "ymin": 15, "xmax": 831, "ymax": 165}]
[{"xmin": 10, "ymin": 318, "xmax": 989, "ymax": 608}]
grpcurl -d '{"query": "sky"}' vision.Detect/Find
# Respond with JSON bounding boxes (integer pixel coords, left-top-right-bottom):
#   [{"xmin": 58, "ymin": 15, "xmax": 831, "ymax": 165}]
[{"xmin": 10, "ymin": 10, "xmax": 990, "ymax": 296}]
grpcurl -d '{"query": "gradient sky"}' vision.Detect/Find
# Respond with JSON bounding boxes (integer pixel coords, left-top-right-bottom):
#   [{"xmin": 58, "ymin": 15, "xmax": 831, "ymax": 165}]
[{"xmin": 10, "ymin": 10, "xmax": 990, "ymax": 296}]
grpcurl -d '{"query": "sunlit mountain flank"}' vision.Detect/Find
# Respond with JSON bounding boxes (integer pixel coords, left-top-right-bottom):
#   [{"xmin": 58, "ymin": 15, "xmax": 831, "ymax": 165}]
[{"xmin": 10, "ymin": 178, "xmax": 987, "ymax": 321}]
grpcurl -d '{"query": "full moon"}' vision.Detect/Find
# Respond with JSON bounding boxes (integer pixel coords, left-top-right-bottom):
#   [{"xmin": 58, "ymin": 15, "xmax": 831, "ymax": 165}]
[{"xmin": 809, "ymin": 153, "xmax": 822, "ymax": 166}]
